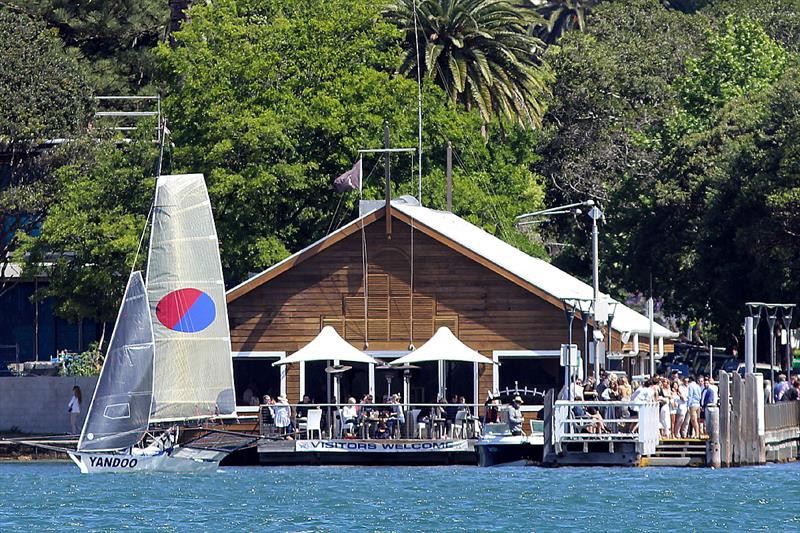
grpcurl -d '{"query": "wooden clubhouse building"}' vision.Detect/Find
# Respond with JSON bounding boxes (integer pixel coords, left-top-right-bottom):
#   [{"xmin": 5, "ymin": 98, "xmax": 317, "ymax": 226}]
[{"xmin": 225, "ymin": 197, "xmax": 676, "ymax": 415}]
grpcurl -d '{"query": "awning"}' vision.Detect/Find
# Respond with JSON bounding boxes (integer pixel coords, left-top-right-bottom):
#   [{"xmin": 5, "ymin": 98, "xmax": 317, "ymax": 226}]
[
  {"xmin": 390, "ymin": 327, "xmax": 496, "ymax": 366},
  {"xmin": 272, "ymin": 326, "xmax": 379, "ymax": 366}
]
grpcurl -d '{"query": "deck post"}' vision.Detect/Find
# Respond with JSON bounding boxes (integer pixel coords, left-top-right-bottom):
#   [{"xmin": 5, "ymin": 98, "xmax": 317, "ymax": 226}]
[
  {"xmin": 719, "ymin": 370, "xmax": 731, "ymax": 466},
  {"xmin": 706, "ymin": 405, "xmax": 721, "ymax": 468}
]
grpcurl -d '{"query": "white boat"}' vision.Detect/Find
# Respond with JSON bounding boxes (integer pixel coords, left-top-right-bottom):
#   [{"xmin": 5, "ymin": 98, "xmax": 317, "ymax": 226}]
[{"xmin": 68, "ymin": 174, "xmax": 253, "ymax": 473}]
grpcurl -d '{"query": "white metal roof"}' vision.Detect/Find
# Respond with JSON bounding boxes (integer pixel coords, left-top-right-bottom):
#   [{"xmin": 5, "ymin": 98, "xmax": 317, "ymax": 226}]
[
  {"xmin": 230, "ymin": 198, "xmax": 677, "ymax": 339},
  {"xmin": 394, "ymin": 202, "xmax": 676, "ymax": 339}
]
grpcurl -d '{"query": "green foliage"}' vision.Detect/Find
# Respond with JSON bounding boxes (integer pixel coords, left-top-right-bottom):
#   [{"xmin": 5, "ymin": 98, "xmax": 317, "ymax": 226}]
[
  {"xmin": 158, "ymin": 0, "xmax": 547, "ymax": 283},
  {"xmin": 385, "ymin": 0, "xmax": 551, "ymax": 127},
  {"xmin": 704, "ymin": 0, "xmax": 800, "ymax": 53},
  {"xmin": 11, "ymin": 1, "xmax": 169, "ymax": 94},
  {"xmin": 0, "ymin": 7, "xmax": 93, "ymax": 295},
  {"xmin": 536, "ymin": 0, "xmax": 800, "ymax": 341},
  {"xmin": 16, "ymin": 133, "xmax": 157, "ymax": 325},
  {"xmin": 533, "ymin": 1, "xmax": 598, "ymax": 44},
  {"xmin": 60, "ymin": 342, "xmax": 103, "ymax": 376},
  {"xmin": 670, "ymin": 16, "xmax": 789, "ymax": 136}
]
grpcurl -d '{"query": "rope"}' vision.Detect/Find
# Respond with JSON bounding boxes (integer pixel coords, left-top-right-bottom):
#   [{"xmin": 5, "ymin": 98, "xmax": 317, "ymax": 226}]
[
  {"xmin": 361, "ymin": 214, "xmax": 369, "ymax": 349},
  {"xmin": 412, "ymin": 0, "xmax": 423, "ymax": 204},
  {"xmin": 129, "ymin": 202, "xmax": 154, "ymax": 280},
  {"xmin": 410, "ymin": 215, "xmax": 415, "ymax": 349}
]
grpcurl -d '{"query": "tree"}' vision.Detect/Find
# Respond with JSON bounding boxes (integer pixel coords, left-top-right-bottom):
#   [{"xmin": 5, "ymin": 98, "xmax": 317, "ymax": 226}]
[
  {"xmin": 0, "ymin": 7, "xmax": 93, "ymax": 296},
  {"xmin": 9, "ymin": 0, "xmax": 169, "ymax": 94},
  {"xmin": 533, "ymin": 0, "xmax": 598, "ymax": 44},
  {"xmin": 618, "ymin": 20, "xmax": 797, "ymax": 338},
  {"xmin": 16, "ymin": 134, "xmax": 158, "ymax": 346},
  {"xmin": 384, "ymin": 0, "xmax": 551, "ymax": 127},
  {"xmin": 157, "ymin": 0, "xmax": 548, "ymax": 285}
]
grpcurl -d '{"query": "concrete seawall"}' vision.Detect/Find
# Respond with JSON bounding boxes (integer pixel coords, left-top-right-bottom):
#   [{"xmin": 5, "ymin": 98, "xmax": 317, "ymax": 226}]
[{"xmin": 0, "ymin": 376, "xmax": 98, "ymax": 435}]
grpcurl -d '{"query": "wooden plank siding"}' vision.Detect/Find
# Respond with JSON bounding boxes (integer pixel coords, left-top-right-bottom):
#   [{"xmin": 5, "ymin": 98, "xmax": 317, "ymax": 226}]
[{"xmin": 229, "ymin": 217, "xmax": 600, "ymax": 402}]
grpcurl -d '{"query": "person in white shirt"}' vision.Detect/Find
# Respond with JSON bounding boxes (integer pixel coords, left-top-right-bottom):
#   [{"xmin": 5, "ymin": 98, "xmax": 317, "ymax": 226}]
[{"xmin": 67, "ymin": 386, "xmax": 82, "ymax": 435}]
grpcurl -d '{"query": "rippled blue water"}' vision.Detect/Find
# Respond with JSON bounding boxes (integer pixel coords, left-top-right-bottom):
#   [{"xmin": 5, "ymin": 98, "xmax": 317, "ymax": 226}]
[{"xmin": 1, "ymin": 462, "xmax": 797, "ymax": 531}]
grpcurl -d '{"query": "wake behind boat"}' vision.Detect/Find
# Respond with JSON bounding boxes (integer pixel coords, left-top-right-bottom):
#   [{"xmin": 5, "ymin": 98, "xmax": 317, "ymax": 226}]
[{"xmin": 65, "ymin": 174, "xmax": 255, "ymax": 473}]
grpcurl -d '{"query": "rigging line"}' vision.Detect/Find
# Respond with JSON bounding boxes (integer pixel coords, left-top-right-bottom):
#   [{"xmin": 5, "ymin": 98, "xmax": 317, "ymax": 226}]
[
  {"xmin": 361, "ymin": 214, "xmax": 369, "ymax": 349},
  {"xmin": 129, "ymin": 202, "xmax": 154, "ymax": 281},
  {"xmin": 326, "ymin": 193, "xmax": 345, "ymax": 236},
  {"xmin": 411, "ymin": 20, "xmax": 509, "ymax": 239},
  {"xmin": 449, "ymin": 141, "xmax": 511, "ymax": 241},
  {"xmin": 412, "ymin": 0, "xmax": 423, "ymax": 203},
  {"xmin": 410, "ymin": 213, "xmax": 415, "ymax": 349}
]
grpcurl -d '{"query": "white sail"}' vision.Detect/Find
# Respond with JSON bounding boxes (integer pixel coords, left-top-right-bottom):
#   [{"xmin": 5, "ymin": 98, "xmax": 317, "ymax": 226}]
[
  {"xmin": 78, "ymin": 271, "xmax": 154, "ymax": 452},
  {"xmin": 146, "ymin": 174, "xmax": 236, "ymax": 422}
]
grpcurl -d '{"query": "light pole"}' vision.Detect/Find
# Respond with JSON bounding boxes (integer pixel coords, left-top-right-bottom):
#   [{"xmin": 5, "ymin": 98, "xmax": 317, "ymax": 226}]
[
  {"xmin": 516, "ymin": 199, "xmax": 604, "ymax": 380},
  {"xmin": 587, "ymin": 205, "xmax": 604, "ymax": 380}
]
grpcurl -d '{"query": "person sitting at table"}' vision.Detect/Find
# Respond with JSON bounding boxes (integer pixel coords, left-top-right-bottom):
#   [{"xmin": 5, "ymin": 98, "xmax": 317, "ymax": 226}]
[
  {"xmin": 374, "ymin": 422, "xmax": 391, "ymax": 439},
  {"xmin": 444, "ymin": 395, "xmax": 459, "ymax": 438},
  {"xmin": 359, "ymin": 394, "xmax": 378, "ymax": 438},
  {"xmin": 296, "ymin": 394, "xmax": 313, "ymax": 421}
]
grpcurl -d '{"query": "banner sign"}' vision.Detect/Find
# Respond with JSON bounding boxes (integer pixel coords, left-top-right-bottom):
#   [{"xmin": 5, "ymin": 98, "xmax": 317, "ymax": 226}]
[{"xmin": 295, "ymin": 440, "xmax": 470, "ymax": 453}]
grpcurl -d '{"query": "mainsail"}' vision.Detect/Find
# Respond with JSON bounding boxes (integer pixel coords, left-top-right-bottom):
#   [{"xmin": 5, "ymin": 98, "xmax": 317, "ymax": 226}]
[
  {"xmin": 146, "ymin": 174, "xmax": 236, "ymax": 422},
  {"xmin": 78, "ymin": 271, "xmax": 155, "ymax": 452}
]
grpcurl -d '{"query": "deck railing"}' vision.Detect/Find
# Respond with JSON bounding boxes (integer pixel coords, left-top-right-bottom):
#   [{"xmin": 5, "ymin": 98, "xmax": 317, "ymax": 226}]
[
  {"xmin": 553, "ymin": 400, "xmax": 660, "ymax": 456},
  {"xmin": 764, "ymin": 400, "xmax": 800, "ymax": 431},
  {"xmin": 255, "ymin": 402, "xmax": 531, "ymax": 440}
]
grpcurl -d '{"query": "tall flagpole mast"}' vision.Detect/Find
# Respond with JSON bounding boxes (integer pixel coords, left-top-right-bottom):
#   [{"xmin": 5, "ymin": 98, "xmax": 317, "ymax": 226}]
[{"xmin": 412, "ymin": 0, "xmax": 423, "ymax": 204}]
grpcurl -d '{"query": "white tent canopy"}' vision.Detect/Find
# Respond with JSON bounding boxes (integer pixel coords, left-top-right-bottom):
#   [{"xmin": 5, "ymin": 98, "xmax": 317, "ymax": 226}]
[
  {"xmin": 273, "ymin": 326, "xmax": 379, "ymax": 366},
  {"xmin": 390, "ymin": 327, "xmax": 496, "ymax": 366}
]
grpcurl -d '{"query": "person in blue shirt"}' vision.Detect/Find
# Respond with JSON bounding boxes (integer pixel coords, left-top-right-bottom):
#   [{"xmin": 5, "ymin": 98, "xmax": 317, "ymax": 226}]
[
  {"xmin": 686, "ymin": 375, "xmax": 703, "ymax": 438},
  {"xmin": 701, "ymin": 376, "xmax": 718, "ymax": 436}
]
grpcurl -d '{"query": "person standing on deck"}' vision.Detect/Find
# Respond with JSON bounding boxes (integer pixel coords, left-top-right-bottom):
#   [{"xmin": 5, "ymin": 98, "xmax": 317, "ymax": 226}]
[
  {"xmin": 508, "ymin": 397, "xmax": 524, "ymax": 436},
  {"xmin": 686, "ymin": 376, "xmax": 703, "ymax": 438},
  {"xmin": 773, "ymin": 374, "xmax": 790, "ymax": 402},
  {"xmin": 67, "ymin": 386, "xmax": 82, "ymax": 435},
  {"xmin": 701, "ymin": 377, "xmax": 717, "ymax": 436}
]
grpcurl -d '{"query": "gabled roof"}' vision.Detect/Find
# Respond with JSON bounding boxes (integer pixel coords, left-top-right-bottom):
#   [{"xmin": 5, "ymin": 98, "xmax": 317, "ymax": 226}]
[{"xmin": 227, "ymin": 199, "xmax": 677, "ymax": 339}]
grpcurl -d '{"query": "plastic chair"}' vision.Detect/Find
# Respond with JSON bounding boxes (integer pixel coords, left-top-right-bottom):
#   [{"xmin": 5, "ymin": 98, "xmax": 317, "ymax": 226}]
[
  {"xmin": 453, "ymin": 410, "xmax": 467, "ymax": 438},
  {"xmin": 305, "ymin": 409, "xmax": 322, "ymax": 439},
  {"xmin": 410, "ymin": 409, "xmax": 426, "ymax": 439}
]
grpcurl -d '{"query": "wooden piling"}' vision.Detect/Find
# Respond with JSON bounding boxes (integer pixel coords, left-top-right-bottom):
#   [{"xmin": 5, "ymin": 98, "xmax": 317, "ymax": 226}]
[
  {"xmin": 706, "ymin": 405, "xmax": 721, "ymax": 468},
  {"xmin": 719, "ymin": 370, "xmax": 731, "ymax": 466}
]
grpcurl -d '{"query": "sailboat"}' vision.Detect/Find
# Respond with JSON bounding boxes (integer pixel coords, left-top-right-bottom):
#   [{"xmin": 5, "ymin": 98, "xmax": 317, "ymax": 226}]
[{"xmin": 67, "ymin": 174, "xmax": 254, "ymax": 473}]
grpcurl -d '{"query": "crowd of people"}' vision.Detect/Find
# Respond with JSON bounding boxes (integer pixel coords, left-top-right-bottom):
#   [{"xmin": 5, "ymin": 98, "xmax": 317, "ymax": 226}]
[
  {"xmin": 772, "ymin": 374, "xmax": 800, "ymax": 402},
  {"xmin": 560, "ymin": 370, "xmax": 722, "ymax": 439}
]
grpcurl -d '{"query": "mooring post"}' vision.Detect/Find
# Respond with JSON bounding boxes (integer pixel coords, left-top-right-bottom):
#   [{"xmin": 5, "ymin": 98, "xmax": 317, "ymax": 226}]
[{"xmin": 706, "ymin": 405, "xmax": 721, "ymax": 468}]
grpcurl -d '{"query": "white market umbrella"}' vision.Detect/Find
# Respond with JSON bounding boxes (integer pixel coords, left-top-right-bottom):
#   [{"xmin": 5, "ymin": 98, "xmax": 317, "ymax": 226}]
[
  {"xmin": 274, "ymin": 327, "xmax": 377, "ymax": 422},
  {"xmin": 390, "ymin": 327, "xmax": 496, "ymax": 366},
  {"xmin": 391, "ymin": 327, "xmax": 495, "ymax": 403},
  {"xmin": 272, "ymin": 326, "xmax": 379, "ymax": 367}
]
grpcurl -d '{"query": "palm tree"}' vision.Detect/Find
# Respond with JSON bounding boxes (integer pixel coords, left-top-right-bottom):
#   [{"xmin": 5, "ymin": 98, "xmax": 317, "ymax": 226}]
[{"xmin": 384, "ymin": 0, "xmax": 550, "ymax": 128}]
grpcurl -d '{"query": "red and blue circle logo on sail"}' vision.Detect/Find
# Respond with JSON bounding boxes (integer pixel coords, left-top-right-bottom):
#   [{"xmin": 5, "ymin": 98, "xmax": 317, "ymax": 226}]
[{"xmin": 156, "ymin": 288, "xmax": 216, "ymax": 333}]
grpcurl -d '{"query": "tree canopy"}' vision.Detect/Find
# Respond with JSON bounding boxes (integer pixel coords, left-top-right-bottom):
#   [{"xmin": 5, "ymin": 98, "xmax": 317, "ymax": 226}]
[
  {"xmin": 385, "ymin": 0, "xmax": 551, "ymax": 127},
  {"xmin": 158, "ymin": 0, "xmax": 547, "ymax": 283},
  {"xmin": 0, "ymin": 8, "xmax": 93, "ymax": 296}
]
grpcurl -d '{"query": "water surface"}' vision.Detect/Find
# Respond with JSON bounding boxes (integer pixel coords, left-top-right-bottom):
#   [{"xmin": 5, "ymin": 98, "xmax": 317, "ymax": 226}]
[{"xmin": 1, "ymin": 462, "xmax": 797, "ymax": 531}]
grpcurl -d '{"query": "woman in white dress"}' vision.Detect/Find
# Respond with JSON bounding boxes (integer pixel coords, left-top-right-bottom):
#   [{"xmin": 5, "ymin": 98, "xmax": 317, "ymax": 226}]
[{"xmin": 67, "ymin": 386, "xmax": 82, "ymax": 435}]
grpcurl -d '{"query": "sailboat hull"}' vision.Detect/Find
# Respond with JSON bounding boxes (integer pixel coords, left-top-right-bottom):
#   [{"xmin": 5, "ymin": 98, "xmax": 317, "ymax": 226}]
[{"xmin": 68, "ymin": 446, "xmax": 227, "ymax": 474}]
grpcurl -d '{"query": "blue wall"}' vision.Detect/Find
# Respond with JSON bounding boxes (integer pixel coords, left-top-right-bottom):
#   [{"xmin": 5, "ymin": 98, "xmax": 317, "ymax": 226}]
[{"xmin": 0, "ymin": 281, "xmax": 101, "ymax": 362}]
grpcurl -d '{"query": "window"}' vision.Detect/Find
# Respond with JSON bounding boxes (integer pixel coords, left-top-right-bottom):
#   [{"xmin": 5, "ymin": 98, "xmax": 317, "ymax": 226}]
[
  {"xmin": 232, "ymin": 351, "xmax": 285, "ymax": 408},
  {"xmin": 493, "ymin": 350, "xmax": 563, "ymax": 407}
]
